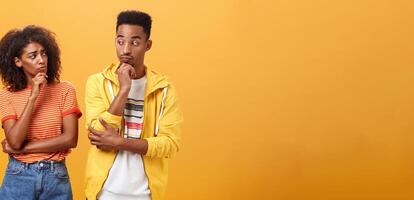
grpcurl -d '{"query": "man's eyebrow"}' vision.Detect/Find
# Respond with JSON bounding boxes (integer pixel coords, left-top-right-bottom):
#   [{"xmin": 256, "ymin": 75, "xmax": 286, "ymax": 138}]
[{"xmin": 116, "ymin": 34, "xmax": 141, "ymax": 39}]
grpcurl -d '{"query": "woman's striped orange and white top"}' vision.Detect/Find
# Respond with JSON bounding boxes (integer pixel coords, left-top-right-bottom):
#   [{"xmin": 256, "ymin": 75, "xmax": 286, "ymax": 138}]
[{"xmin": 0, "ymin": 81, "xmax": 82, "ymax": 163}]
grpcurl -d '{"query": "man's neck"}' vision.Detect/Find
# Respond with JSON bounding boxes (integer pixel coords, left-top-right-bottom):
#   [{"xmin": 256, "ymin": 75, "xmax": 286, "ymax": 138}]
[{"xmin": 134, "ymin": 64, "xmax": 146, "ymax": 79}]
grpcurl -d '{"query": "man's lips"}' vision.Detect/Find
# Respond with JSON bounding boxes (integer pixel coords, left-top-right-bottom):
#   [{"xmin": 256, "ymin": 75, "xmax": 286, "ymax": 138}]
[{"xmin": 120, "ymin": 56, "xmax": 132, "ymax": 62}]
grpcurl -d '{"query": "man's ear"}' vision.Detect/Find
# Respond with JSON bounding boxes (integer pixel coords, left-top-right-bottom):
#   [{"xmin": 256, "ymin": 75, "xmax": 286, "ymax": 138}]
[
  {"xmin": 146, "ymin": 39, "xmax": 152, "ymax": 51},
  {"xmin": 14, "ymin": 57, "xmax": 22, "ymax": 68}
]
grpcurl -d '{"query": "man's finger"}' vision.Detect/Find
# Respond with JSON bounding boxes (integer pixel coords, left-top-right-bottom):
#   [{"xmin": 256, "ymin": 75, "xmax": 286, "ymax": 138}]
[
  {"xmin": 99, "ymin": 118, "xmax": 111, "ymax": 130},
  {"xmin": 91, "ymin": 141, "xmax": 103, "ymax": 146},
  {"xmin": 99, "ymin": 118, "xmax": 116, "ymax": 132},
  {"xmin": 90, "ymin": 139, "xmax": 102, "ymax": 145},
  {"xmin": 88, "ymin": 132, "xmax": 101, "ymax": 140},
  {"xmin": 88, "ymin": 126, "xmax": 104, "ymax": 136},
  {"xmin": 88, "ymin": 133, "xmax": 101, "ymax": 141},
  {"xmin": 127, "ymin": 67, "xmax": 136, "ymax": 79}
]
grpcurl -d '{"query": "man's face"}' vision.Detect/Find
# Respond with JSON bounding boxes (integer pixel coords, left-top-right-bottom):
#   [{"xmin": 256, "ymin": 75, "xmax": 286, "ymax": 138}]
[{"xmin": 115, "ymin": 24, "xmax": 151, "ymax": 68}]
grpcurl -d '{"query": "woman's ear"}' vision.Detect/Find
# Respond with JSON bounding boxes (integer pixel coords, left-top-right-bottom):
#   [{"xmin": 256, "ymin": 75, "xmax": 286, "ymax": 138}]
[{"xmin": 14, "ymin": 57, "xmax": 22, "ymax": 68}]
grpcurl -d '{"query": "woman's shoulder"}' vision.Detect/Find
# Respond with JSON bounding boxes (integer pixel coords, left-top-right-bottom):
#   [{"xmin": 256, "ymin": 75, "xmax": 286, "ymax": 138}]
[
  {"xmin": 0, "ymin": 87, "xmax": 16, "ymax": 102},
  {"xmin": 0, "ymin": 87, "xmax": 12, "ymax": 96},
  {"xmin": 53, "ymin": 81, "xmax": 76, "ymax": 90}
]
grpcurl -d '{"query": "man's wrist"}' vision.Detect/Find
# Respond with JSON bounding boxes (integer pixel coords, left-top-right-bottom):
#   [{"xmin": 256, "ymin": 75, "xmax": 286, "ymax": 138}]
[
  {"xmin": 119, "ymin": 87, "xmax": 131, "ymax": 95},
  {"xmin": 113, "ymin": 137, "xmax": 124, "ymax": 150}
]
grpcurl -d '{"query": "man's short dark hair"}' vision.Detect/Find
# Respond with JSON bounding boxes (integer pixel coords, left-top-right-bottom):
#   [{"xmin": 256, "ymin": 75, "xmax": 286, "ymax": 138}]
[{"xmin": 117, "ymin": 10, "xmax": 152, "ymax": 40}]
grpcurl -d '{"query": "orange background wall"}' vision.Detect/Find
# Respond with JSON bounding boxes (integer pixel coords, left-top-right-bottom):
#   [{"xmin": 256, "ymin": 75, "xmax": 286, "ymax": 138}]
[{"xmin": 1, "ymin": 1, "xmax": 413, "ymax": 199}]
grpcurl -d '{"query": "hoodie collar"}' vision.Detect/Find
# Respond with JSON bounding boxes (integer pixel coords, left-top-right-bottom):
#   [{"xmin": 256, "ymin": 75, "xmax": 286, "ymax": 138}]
[{"xmin": 102, "ymin": 63, "xmax": 169, "ymax": 97}]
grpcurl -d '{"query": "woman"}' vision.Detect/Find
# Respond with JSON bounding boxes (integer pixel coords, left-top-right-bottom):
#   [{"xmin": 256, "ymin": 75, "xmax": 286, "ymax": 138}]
[{"xmin": 0, "ymin": 25, "xmax": 81, "ymax": 199}]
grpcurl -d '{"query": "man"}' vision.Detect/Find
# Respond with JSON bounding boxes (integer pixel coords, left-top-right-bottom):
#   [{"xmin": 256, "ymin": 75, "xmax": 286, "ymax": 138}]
[{"xmin": 84, "ymin": 10, "xmax": 183, "ymax": 200}]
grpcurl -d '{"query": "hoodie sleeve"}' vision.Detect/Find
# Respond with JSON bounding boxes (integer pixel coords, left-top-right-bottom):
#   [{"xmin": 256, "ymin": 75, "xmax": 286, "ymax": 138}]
[
  {"xmin": 145, "ymin": 84, "xmax": 183, "ymax": 158},
  {"xmin": 85, "ymin": 74, "xmax": 123, "ymax": 132}
]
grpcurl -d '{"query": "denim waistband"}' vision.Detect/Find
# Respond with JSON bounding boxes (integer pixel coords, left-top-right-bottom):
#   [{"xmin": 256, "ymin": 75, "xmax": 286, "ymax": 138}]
[{"xmin": 9, "ymin": 156, "xmax": 66, "ymax": 172}]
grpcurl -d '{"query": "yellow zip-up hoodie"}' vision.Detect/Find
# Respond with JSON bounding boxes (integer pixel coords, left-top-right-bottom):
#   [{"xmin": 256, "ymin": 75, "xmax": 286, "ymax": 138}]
[{"xmin": 84, "ymin": 63, "xmax": 183, "ymax": 200}]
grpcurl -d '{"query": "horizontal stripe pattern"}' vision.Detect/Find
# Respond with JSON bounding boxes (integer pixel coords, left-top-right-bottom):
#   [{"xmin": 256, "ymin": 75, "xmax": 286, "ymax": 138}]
[{"xmin": 0, "ymin": 81, "xmax": 82, "ymax": 163}]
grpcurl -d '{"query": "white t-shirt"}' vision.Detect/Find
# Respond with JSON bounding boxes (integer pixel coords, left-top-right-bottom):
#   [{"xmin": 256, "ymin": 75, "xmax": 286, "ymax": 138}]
[{"xmin": 99, "ymin": 76, "xmax": 151, "ymax": 200}]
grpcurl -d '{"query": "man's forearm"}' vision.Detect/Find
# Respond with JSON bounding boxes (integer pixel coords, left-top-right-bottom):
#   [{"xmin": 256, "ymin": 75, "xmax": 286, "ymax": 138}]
[
  {"xmin": 107, "ymin": 89, "xmax": 130, "ymax": 116},
  {"xmin": 115, "ymin": 138, "xmax": 148, "ymax": 155}
]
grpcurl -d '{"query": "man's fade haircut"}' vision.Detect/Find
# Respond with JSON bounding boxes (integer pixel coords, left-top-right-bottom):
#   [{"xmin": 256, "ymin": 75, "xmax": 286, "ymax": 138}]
[
  {"xmin": 116, "ymin": 10, "xmax": 152, "ymax": 40},
  {"xmin": 0, "ymin": 25, "xmax": 61, "ymax": 92}
]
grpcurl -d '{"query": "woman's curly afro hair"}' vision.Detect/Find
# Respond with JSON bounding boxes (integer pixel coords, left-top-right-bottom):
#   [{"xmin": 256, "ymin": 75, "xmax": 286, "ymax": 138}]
[{"xmin": 0, "ymin": 25, "xmax": 61, "ymax": 91}]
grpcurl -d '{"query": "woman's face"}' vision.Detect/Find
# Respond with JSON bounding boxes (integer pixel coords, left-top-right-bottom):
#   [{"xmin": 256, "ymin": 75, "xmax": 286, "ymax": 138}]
[{"xmin": 14, "ymin": 42, "xmax": 48, "ymax": 81}]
